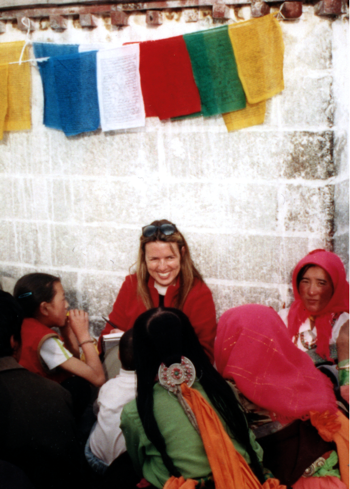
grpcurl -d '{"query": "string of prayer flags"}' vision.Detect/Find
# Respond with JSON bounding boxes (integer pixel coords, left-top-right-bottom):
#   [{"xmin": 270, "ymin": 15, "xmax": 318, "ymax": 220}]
[
  {"xmin": 97, "ymin": 45, "xmax": 145, "ymax": 132},
  {"xmin": 223, "ymin": 100, "xmax": 266, "ymax": 132},
  {"xmin": 138, "ymin": 35, "xmax": 201, "ymax": 120},
  {"xmin": 33, "ymin": 43, "xmax": 79, "ymax": 130},
  {"xmin": 228, "ymin": 13, "xmax": 284, "ymax": 104},
  {"xmin": 52, "ymin": 51, "xmax": 100, "ymax": 137},
  {"xmin": 183, "ymin": 26, "xmax": 246, "ymax": 117},
  {"xmin": 0, "ymin": 41, "xmax": 31, "ymax": 133},
  {"xmin": 0, "ymin": 64, "xmax": 8, "ymax": 140}
]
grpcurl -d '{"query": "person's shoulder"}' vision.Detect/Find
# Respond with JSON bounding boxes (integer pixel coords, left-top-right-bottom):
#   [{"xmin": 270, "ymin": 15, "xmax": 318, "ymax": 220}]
[
  {"xmin": 124, "ymin": 274, "xmax": 138, "ymax": 287},
  {"xmin": 121, "ymin": 397, "xmax": 138, "ymax": 418},
  {"xmin": 4, "ymin": 367, "xmax": 71, "ymax": 401}
]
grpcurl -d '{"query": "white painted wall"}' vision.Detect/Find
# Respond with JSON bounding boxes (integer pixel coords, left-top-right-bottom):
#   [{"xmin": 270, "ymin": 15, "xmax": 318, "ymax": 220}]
[{"xmin": 0, "ymin": 6, "xmax": 348, "ymax": 335}]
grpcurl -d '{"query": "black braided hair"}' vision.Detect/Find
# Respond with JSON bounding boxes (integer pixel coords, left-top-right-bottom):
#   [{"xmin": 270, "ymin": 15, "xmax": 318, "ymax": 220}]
[{"xmin": 133, "ymin": 307, "xmax": 265, "ymax": 483}]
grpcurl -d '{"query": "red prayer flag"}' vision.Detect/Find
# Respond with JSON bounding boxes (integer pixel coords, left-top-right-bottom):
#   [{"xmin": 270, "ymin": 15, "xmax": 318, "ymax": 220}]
[{"xmin": 138, "ymin": 36, "xmax": 201, "ymax": 120}]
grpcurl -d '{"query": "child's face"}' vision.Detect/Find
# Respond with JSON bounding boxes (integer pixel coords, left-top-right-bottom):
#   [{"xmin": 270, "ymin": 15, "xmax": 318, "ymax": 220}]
[{"xmin": 46, "ymin": 281, "xmax": 69, "ymax": 328}]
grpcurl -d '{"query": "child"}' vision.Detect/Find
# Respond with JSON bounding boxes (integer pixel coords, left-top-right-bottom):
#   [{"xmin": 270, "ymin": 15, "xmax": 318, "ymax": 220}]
[
  {"xmin": 85, "ymin": 328, "xmax": 137, "ymax": 474},
  {"xmin": 13, "ymin": 273, "xmax": 105, "ymax": 390}
]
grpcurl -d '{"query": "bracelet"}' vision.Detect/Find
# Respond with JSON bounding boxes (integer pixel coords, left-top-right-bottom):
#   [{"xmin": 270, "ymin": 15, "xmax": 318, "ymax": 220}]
[{"xmin": 79, "ymin": 339, "xmax": 95, "ymax": 347}]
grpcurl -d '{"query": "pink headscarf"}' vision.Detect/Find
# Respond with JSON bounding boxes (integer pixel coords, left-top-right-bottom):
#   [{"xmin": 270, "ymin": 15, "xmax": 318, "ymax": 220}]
[
  {"xmin": 288, "ymin": 249, "xmax": 349, "ymax": 360},
  {"xmin": 214, "ymin": 304, "xmax": 337, "ymax": 422}
]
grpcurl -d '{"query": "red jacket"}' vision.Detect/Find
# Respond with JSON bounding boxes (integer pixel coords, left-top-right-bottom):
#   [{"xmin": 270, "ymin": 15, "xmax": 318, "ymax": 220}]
[
  {"xmin": 99, "ymin": 274, "xmax": 217, "ymax": 362},
  {"xmin": 19, "ymin": 318, "xmax": 71, "ymax": 383}
]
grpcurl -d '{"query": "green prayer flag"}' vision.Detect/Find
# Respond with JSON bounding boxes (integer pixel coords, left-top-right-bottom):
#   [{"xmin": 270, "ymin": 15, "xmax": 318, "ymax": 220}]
[{"xmin": 184, "ymin": 25, "xmax": 246, "ymax": 117}]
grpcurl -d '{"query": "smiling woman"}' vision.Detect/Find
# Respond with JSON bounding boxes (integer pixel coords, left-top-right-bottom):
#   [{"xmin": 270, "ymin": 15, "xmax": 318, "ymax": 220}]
[{"xmin": 98, "ymin": 220, "xmax": 217, "ymax": 363}]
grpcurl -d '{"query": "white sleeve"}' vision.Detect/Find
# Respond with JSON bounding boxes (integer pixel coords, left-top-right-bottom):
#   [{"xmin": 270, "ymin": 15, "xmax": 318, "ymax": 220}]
[
  {"xmin": 40, "ymin": 337, "xmax": 73, "ymax": 370},
  {"xmin": 331, "ymin": 312, "xmax": 349, "ymax": 343},
  {"xmin": 278, "ymin": 308, "xmax": 289, "ymax": 327}
]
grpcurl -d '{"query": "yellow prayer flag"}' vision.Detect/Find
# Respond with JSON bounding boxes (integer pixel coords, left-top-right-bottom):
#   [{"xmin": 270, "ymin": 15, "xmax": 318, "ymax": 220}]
[
  {"xmin": 0, "ymin": 41, "xmax": 31, "ymax": 131},
  {"xmin": 223, "ymin": 100, "xmax": 266, "ymax": 132},
  {"xmin": 228, "ymin": 14, "xmax": 284, "ymax": 104},
  {"xmin": 0, "ymin": 64, "xmax": 8, "ymax": 140}
]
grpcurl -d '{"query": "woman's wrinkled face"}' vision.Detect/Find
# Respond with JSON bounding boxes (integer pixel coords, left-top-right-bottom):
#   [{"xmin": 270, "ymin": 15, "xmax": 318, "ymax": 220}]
[
  {"xmin": 298, "ymin": 266, "xmax": 333, "ymax": 314},
  {"xmin": 145, "ymin": 241, "xmax": 182, "ymax": 288},
  {"xmin": 45, "ymin": 281, "xmax": 69, "ymax": 327}
]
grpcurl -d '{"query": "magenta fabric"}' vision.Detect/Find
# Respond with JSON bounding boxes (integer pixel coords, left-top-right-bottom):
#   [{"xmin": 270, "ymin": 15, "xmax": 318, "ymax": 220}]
[
  {"xmin": 214, "ymin": 304, "xmax": 337, "ymax": 422},
  {"xmin": 288, "ymin": 249, "xmax": 349, "ymax": 360},
  {"xmin": 292, "ymin": 476, "xmax": 347, "ymax": 489}
]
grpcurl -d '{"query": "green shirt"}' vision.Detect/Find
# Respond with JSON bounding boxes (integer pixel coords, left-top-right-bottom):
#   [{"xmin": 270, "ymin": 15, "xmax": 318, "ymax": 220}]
[{"xmin": 121, "ymin": 382, "xmax": 263, "ymax": 488}]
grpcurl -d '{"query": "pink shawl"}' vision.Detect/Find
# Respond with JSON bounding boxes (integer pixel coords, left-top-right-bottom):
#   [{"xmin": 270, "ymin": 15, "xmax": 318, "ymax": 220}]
[{"xmin": 214, "ymin": 304, "xmax": 337, "ymax": 422}]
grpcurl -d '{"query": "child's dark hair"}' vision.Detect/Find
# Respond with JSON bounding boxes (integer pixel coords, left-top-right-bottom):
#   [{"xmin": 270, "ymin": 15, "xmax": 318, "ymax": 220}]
[
  {"xmin": 0, "ymin": 291, "xmax": 23, "ymax": 357},
  {"xmin": 119, "ymin": 329, "xmax": 135, "ymax": 371},
  {"xmin": 13, "ymin": 273, "xmax": 60, "ymax": 318},
  {"xmin": 133, "ymin": 307, "xmax": 265, "ymax": 483}
]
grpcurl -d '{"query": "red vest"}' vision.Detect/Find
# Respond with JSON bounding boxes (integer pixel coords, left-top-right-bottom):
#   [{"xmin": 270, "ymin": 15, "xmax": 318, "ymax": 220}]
[{"xmin": 19, "ymin": 318, "xmax": 71, "ymax": 384}]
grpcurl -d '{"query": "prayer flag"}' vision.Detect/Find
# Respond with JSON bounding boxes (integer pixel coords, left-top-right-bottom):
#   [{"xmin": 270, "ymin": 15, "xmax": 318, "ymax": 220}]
[
  {"xmin": 97, "ymin": 45, "xmax": 145, "ymax": 131},
  {"xmin": 138, "ymin": 35, "xmax": 201, "ymax": 120},
  {"xmin": 228, "ymin": 14, "xmax": 284, "ymax": 104},
  {"xmin": 0, "ymin": 41, "xmax": 31, "ymax": 131},
  {"xmin": 183, "ymin": 25, "xmax": 246, "ymax": 117},
  {"xmin": 0, "ymin": 64, "xmax": 8, "ymax": 140},
  {"xmin": 223, "ymin": 100, "xmax": 266, "ymax": 131},
  {"xmin": 52, "ymin": 51, "xmax": 100, "ymax": 137},
  {"xmin": 33, "ymin": 43, "xmax": 79, "ymax": 130}
]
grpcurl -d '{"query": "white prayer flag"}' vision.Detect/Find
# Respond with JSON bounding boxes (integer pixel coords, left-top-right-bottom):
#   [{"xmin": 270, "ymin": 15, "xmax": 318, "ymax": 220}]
[{"xmin": 97, "ymin": 44, "xmax": 145, "ymax": 132}]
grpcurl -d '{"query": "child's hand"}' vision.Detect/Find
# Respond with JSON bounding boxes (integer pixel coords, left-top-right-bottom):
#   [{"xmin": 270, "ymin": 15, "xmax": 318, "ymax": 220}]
[{"xmin": 68, "ymin": 309, "xmax": 90, "ymax": 342}]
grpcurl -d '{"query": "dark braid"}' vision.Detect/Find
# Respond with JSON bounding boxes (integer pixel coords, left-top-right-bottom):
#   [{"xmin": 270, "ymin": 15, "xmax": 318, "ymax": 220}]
[{"xmin": 133, "ymin": 307, "xmax": 265, "ymax": 483}]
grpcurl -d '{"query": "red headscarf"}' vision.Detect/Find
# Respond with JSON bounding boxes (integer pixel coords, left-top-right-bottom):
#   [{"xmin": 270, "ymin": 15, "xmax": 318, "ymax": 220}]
[
  {"xmin": 214, "ymin": 304, "xmax": 337, "ymax": 422},
  {"xmin": 288, "ymin": 249, "xmax": 349, "ymax": 360}
]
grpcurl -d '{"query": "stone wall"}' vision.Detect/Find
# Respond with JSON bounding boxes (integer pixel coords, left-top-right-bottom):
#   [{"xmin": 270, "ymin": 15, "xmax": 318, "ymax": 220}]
[{"xmin": 0, "ymin": 7, "xmax": 348, "ymax": 336}]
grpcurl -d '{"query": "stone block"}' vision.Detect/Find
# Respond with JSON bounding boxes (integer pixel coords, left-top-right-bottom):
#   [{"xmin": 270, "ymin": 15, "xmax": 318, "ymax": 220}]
[
  {"xmin": 50, "ymin": 179, "xmax": 74, "ymax": 223},
  {"xmin": 50, "ymin": 15, "xmax": 68, "ymax": 30},
  {"xmin": 111, "ymin": 11, "xmax": 129, "ymax": 26},
  {"xmin": 0, "ymin": 21, "xmax": 6, "ymax": 33},
  {"xmin": 251, "ymin": 2, "xmax": 270, "ymax": 17},
  {"xmin": 0, "ymin": 222, "xmax": 16, "ymax": 263},
  {"xmin": 49, "ymin": 131, "xmax": 159, "ymax": 177},
  {"xmin": 334, "ymin": 180, "xmax": 349, "ymax": 232},
  {"xmin": 315, "ymin": 0, "xmax": 342, "ymax": 16},
  {"xmin": 283, "ymin": 184, "xmax": 334, "ymax": 235},
  {"xmin": 3, "ymin": 222, "xmax": 52, "ymax": 267},
  {"xmin": 9, "ymin": 177, "xmax": 51, "ymax": 221},
  {"xmin": 146, "ymin": 11, "xmax": 163, "ymax": 25},
  {"xmin": 72, "ymin": 178, "xmax": 167, "ymax": 225},
  {"xmin": 51, "ymin": 224, "xmax": 140, "ymax": 271},
  {"xmin": 333, "ymin": 233, "xmax": 349, "ymax": 275},
  {"xmin": 168, "ymin": 182, "xmax": 278, "ymax": 232},
  {"xmin": 281, "ymin": 2, "xmax": 303, "ymax": 19},
  {"xmin": 184, "ymin": 9, "xmax": 199, "ymax": 22},
  {"xmin": 279, "ymin": 75, "xmax": 333, "ymax": 127},
  {"xmin": 163, "ymin": 131, "xmax": 334, "ymax": 182},
  {"xmin": 79, "ymin": 14, "xmax": 98, "ymax": 28},
  {"xmin": 281, "ymin": 132, "xmax": 334, "ymax": 180},
  {"xmin": 79, "ymin": 273, "xmax": 125, "ymax": 325},
  {"xmin": 281, "ymin": 14, "xmax": 332, "ymax": 72},
  {"xmin": 334, "ymin": 132, "xmax": 348, "ymax": 177},
  {"xmin": 212, "ymin": 4, "xmax": 231, "ymax": 19},
  {"xmin": 209, "ymin": 283, "xmax": 283, "ymax": 320},
  {"xmin": 187, "ymin": 234, "xmax": 310, "ymax": 284}
]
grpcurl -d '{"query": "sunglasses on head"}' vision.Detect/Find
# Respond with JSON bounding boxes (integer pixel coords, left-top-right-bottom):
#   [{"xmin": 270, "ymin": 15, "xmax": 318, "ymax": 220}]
[{"xmin": 142, "ymin": 223, "xmax": 178, "ymax": 238}]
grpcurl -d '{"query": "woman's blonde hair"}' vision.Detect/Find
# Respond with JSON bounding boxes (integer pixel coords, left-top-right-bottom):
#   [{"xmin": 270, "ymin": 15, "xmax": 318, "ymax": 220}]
[{"xmin": 136, "ymin": 219, "xmax": 203, "ymax": 310}]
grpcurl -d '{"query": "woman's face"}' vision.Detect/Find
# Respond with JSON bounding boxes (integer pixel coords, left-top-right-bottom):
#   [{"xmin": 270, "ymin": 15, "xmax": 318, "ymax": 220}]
[
  {"xmin": 45, "ymin": 281, "xmax": 69, "ymax": 327},
  {"xmin": 298, "ymin": 265, "xmax": 333, "ymax": 314},
  {"xmin": 145, "ymin": 241, "xmax": 182, "ymax": 287}
]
